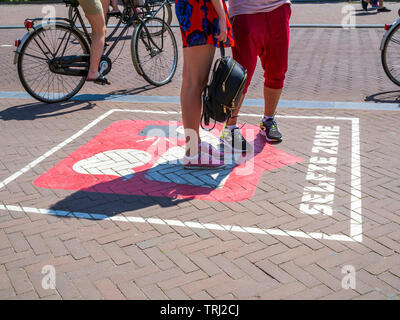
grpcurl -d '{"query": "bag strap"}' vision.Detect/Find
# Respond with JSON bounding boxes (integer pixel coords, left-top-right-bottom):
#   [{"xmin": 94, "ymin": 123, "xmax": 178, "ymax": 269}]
[{"xmin": 219, "ymin": 41, "xmax": 225, "ymax": 58}]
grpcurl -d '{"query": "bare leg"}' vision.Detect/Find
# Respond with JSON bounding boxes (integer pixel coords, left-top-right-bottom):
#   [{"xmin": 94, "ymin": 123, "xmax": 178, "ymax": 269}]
[
  {"xmin": 181, "ymin": 44, "xmax": 216, "ymax": 156},
  {"xmin": 263, "ymin": 87, "xmax": 282, "ymax": 117},
  {"xmin": 100, "ymin": 0, "xmax": 110, "ymax": 17},
  {"xmin": 85, "ymin": 12, "xmax": 106, "ymax": 79}
]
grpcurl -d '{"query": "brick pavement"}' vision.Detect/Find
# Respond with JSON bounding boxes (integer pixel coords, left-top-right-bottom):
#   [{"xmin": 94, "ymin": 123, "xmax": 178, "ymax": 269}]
[
  {"xmin": 0, "ymin": 98, "xmax": 399, "ymax": 300},
  {"xmin": 0, "ymin": 2, "xmax": 399, "ymax": 301}
]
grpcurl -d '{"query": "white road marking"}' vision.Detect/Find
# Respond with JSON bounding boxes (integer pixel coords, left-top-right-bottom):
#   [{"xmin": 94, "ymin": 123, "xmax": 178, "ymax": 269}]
[
  {"xmin": 0, "ymin": 109, "xmax": 363, "ymax": 242},
  {"xmin": 0, "ymin": 203, "xmax": 356, "ymax": 242}
]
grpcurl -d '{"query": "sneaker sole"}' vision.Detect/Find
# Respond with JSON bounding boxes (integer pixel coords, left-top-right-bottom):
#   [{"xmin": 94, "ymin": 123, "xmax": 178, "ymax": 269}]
[{"xmin": 259, "ymin": 129, "xmax": 283, "ymax": 143}]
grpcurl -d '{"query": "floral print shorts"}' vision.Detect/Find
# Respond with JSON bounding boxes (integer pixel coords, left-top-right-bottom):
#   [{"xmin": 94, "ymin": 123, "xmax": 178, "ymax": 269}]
[{"xmin": 175, "ymin": 0, "xmax": 234, "ymax": 48}]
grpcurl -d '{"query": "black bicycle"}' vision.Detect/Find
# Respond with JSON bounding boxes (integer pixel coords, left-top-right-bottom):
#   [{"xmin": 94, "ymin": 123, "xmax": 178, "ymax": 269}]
[{"xmin": 14, "ymin": 0, "xmax": 178, "ymax": 103}]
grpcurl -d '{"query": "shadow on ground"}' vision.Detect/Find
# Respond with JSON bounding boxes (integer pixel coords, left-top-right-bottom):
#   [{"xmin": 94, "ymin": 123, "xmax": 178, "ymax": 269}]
[
  {"xmin": 365, "ymin": 90, "xmax": 400, "ymax": 103},
  {"xmin": 0, "ymin": 100, "xmax": 95, "ymax": 121},
  {"xmin": 49, "ymin": 191, "xmax": 193, "ymax": 219}
]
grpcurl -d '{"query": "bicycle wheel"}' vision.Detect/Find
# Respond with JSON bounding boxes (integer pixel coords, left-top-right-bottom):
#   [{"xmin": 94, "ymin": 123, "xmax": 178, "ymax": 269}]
[
  {"xmin": 17, "ymin": 24, "xmax": 90, "ymax": 103},
  {"xmin": 382, "ymin": 23, "xmax": 400, "ymax": 87},
  {"xmin": 151, "ymin": 1, "xmax": 173, "ymax": 26},
  {"xmin": 131, "ymin": 17, "xmax": 178, "ymax": 86}
]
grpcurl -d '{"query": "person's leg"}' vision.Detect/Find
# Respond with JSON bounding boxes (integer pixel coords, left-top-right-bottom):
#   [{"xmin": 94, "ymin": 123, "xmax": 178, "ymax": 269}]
[
  {"xmin": 181, "ymin": 44, "xmax": 216, "ymax": 157},
  {"xmin": 100, "ymin": 0, "xmax": 110, "ymax": 17},
  {"xmin": 226, "ymin": 14, "xmax": 260, "ymax": 127},
  {"xmin": 85, "ymin": 12, "xmax": 106, "ymax": 79},
  {"xmin": 263, "ymin": 87, "xmax": 282, "ymax": 117},
  {"xmin": 259, "ymin": 3, "xmax": 291, "ymax": 142}
]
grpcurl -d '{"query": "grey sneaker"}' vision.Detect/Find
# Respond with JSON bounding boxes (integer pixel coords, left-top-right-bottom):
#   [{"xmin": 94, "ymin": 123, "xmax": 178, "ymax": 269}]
[
  {"xmin": 220, "ymin": 125, "xmax": 253, "ymax": 153},
  {"xmin": 260, "ymin": 117, "xmax": 283, "ymax": 143}
]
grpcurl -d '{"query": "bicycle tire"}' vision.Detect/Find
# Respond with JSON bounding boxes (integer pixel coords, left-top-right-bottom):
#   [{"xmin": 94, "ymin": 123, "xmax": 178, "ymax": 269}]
[
  {"xmin": 382, "ymin": 23, "xmax": 400, "ymax": 87},
  {"xmin": 147, "ymin": 2, "xmax": 173, "ymax": 37},
  {"xmin": 152, "ymin": 1, "xmax": 173, "ymax": 26},
  {"xmin": 17, "ymin": 23, "xmax": 90, "ymax": 103},
  {"xmin": 131, "ymin": 17, "xmax": 178, "ymax": 86}
]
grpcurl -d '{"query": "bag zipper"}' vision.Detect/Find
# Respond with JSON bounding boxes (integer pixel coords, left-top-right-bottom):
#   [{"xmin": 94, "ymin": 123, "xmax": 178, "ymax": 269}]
[
  {"xmin": 231, "ymin": 71, "xmax": 248, "ymax": 107},
  {"xmin": 222, "ymin": 61, "xmax": 236, "ymax": 92}
]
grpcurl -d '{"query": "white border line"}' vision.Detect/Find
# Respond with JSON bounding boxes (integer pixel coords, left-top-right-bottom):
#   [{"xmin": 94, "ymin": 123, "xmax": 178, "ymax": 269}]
[{"xmin": 0, "ymin": 109, "xmax": 363, "ymax": 242}]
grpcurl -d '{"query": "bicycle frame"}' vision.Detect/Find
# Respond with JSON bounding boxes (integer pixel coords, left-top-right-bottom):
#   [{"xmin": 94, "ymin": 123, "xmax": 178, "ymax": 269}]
[{"xmin": 16, "ymin": 1, "xmax": 168, "ymax": 77}]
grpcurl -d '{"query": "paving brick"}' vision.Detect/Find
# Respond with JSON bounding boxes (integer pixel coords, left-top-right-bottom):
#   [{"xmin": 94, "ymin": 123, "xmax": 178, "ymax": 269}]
[
  {"xmin": 364, "ymin": 255, "xmax": 400, "ymax": 275},
  {"xmin": 95, "ymin": 278, "xmax": 125, "ymax": 300},
  {"xmin": 317, "ymin": 250, "xmax": 360, "ymax": 269},
  {"xmin": 284, "ymin": 284, "xmax": 333, "ymax": 300},
  {"xmin": 322, "ymin": 289, "xmax": 360, "ymax": 300},
  {"xmin": 25, "ymin": 255, "xmax": 75, "ymax": 273},
  {"xmin": 202, "ymin": 239, "xmax": 243, "ymax": 257},
  {"xmin": 181, "ymin": 274, "xmax": 231, "ymax": 295},
  {"xmin": 209, "ymin": 255, "xmax": 246, "ymax": 280},
  {"xmin": 7, "ymin": 232, "xmax": 30, "ymax": 253},
  {"xmin": 122, "ymin": 244, "xmax": 154, "ymax": 268},
  {"xmin": 117, "ymin": 281, "xmax": 147, "ymax": 300},
  {"xmin": 179, "ymin": 238, "xmax": 221, "ymax": 255},
  {"xmin": 354, "ymin": 290, "xmax": 388, "ymax": 300},
  {"xmin": 280, "ymin": 261, "xmax": 320, "ymax": 288},
  {"xmin": 72, "ymin": 276, "xmax": 103, "ymax": 299},
  {"xmin": 7, "ymin": 269, "xmax": 33, "ymax": 295},
  {"xmin": 26, "ymin": 234, "xmax": 50, "ymax": 255},
  {"xmin": 143, "ymin": 247, "xmax": 175, "ymax": 270},
  {"xmin": 164, "ymin": 286, "xmax": 192, "ymax": 300},
  {"xmin": 0, "ymin": 288, "xmax": 15, "ymax": 299},
  {"xmin": 189, "ymin": 290, "xmax": 213, "ymax": 300},
  {"xmin": 141, "ymin": 284, "xmax": 168, "ymax": 300},
  {"xmin": 55, "ymin": 273, "xmax": 82, "ymax": 300},
  {"xmin": 164, "ymin": 249, "xmax": 199, "ymax": 273},
  {"xmin": 255, "ymin": 260, "xmax": 296, "ymax": 284},
  {"xmin": 63, "ymin": 239, "xmax": 90, "ymax": 260},
  {"xmin": 378, "ymin": 272, "xmax": 400, "ymax": 292},
  {"xmin": 135, "ymin": 268, "xmax": 182, "ymax": 288},
  {"xmin": 260, "ymin": 281, "xmax": 307, "ymax": 300},
  {"xmin": 158, "ymin": 270, "xmax": 208, "ymax": 291},
  {"xmin": 103, "ymin": 242, "xmax": 131, "ymax": 265},
  {"xmin": 268, "ymin": 246, "xmax": 313, "ymax": 265},
  {"xmin": 207, "ymin": 276, "xmax": 257, "ymax": 298},
  {"xmin": 303, "ymin": 263, "xmax": 342, "ymax": 291},
  {"xmin": 46, "ymin": 237, "xmax": 69, "ymax": 257},
  {"xmin": 0, "ymin": 267, "xmax": 12, "ymax": 290},
  {"xmin": 0, "ymin": 230, "xmax": 11, "ymax": 250},
  {"xmin": 82, "ymin": 240, "xmax": 109, "ymax": 263},
  {"xmin": 246, "ymin": 243, "xmax": 289, "ymax": 263}
]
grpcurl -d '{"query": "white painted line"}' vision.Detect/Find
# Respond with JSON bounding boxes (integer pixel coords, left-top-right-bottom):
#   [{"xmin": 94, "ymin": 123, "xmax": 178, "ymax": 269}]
[
  {"xmin": 0, "ymin": 203, "xmax": 356, "ymax": 242},
  {"xmin": 350, "ymin": 118, "xmax": 363, "ymax": 242},
  {"xmin": 0, "ymin": 109, "xmax": 362, "ymax": 242},
  {"xmin": 0, "ymin": 45, "xmax": 12, "ymax": 47}
]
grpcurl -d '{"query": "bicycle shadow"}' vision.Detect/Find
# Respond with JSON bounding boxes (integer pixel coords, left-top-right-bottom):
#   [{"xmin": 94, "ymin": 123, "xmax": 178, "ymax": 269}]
[
  {"xmin": 107, "ymin": 84, "xmax": 157, "ymax": 96},
  {"xmin": 0, "ymin": 100, "xmax": 95, "ymax": 121},
  {"xmin": 365, "ymin": 90, "xmax": 400, "ymax": 104}
]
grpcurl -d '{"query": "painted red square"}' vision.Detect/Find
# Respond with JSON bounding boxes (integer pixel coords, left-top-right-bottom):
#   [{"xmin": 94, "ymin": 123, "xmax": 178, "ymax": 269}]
[{"xmin": 34, "ymin": 120, "xmax": 304, "ymax": 202}]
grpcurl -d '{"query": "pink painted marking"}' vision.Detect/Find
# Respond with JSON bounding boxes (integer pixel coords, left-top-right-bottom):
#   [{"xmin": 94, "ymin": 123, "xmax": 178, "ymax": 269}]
[{"xmin": 34, "ymin": 120, "xmax": 304, "ymax": 202}]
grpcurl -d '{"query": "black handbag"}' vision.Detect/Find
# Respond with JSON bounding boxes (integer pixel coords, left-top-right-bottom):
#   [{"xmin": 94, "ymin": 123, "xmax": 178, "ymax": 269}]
[{"xmin": 201, "ymin": 42, "xmax": 247, "ymax": 130}]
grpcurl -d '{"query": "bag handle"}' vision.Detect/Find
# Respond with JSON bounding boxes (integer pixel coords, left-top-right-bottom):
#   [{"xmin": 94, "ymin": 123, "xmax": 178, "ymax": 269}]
[{"xmin": 219, "ymin": 41, "xmax": 225, "ymax": 58}]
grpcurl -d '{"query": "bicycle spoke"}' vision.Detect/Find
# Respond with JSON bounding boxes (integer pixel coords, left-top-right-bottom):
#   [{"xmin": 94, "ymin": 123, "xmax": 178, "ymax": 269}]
[{"xmin": 19, "ymin": 25, "xmax": 87, "ymax": 102}]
